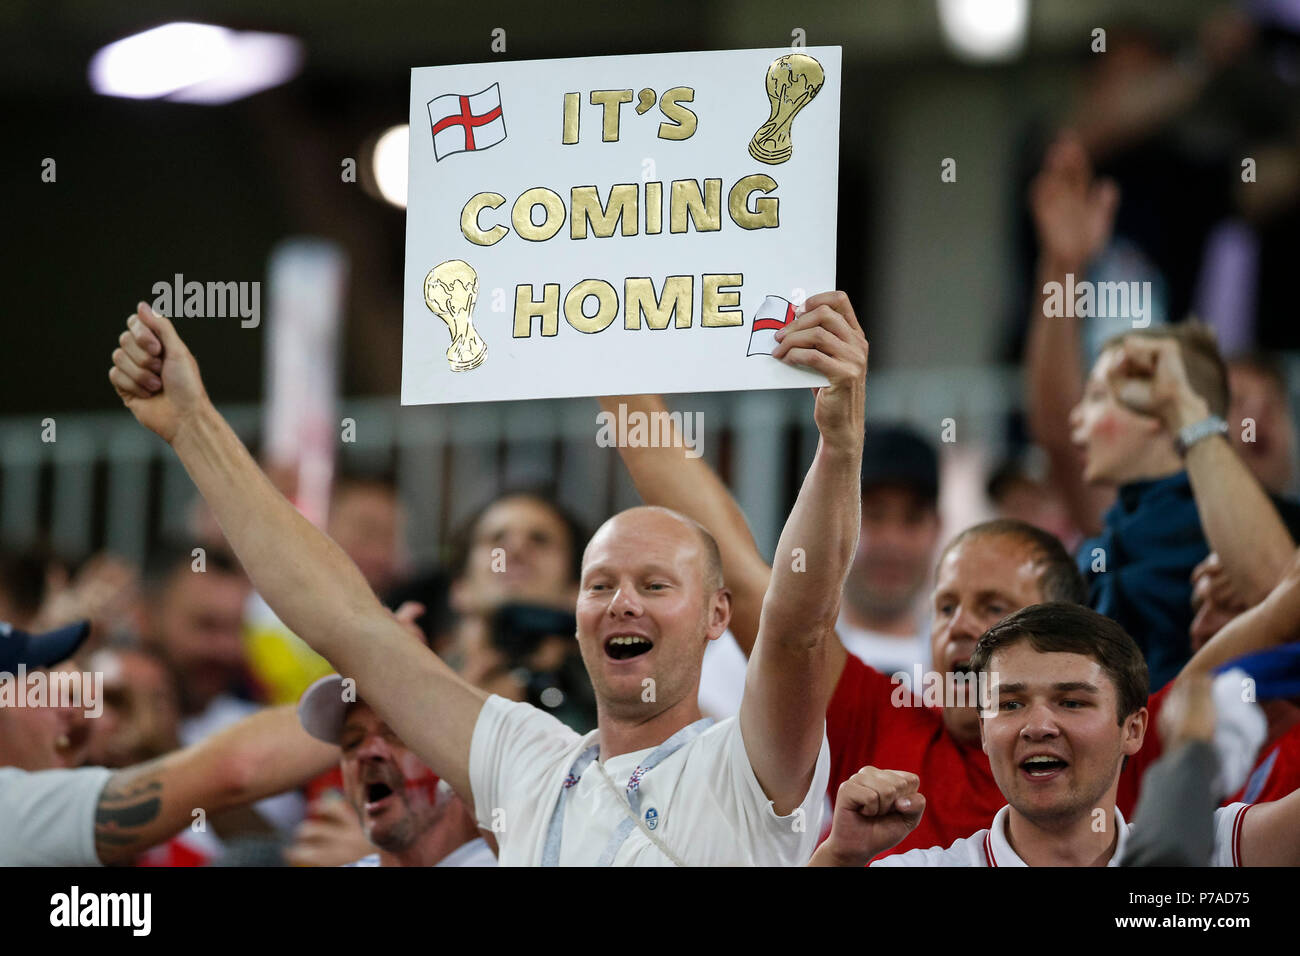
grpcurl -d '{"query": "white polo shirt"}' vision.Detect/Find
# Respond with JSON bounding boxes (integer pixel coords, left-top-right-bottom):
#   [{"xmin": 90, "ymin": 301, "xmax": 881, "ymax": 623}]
[
  {"xmin": 469, "ymin": 695, "xmax": 829, "ymax": 866},
  {"xmin": 871, "ymin": 803, "xmax": 1254, "ymax": 867},
  {"xmin": 0, "ymin": 765, "xmax": 113, "ymax": 866}
]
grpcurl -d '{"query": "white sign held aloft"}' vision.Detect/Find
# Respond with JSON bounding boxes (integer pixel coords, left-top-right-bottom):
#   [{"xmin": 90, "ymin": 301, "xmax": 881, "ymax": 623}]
[{"xmin": 403, "ymin": 47, "xmax": 841, "ymax": 405}]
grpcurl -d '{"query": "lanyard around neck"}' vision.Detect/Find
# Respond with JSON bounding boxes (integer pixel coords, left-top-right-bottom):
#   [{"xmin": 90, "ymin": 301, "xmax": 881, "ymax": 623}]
[{"xmin": 540, "ymin": 717, "xmax": 713, "ymax": 866}]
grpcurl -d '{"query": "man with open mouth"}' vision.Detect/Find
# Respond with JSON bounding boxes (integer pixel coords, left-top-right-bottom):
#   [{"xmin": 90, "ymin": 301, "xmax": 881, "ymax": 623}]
[
  {"xmin": 109, "ymin": 290, "xmax": 869, "ymax": 865},
  {"xmin": 297, "ymin": 673, "xmax": 494, "ymax": 867},
  {"xmin": 810, "ymin": 601, "xmax": 1300, "ymax": 867}
]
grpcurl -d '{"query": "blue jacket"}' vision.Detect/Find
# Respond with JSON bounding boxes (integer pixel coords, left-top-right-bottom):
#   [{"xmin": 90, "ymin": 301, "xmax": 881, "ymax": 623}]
[{"xmin": 1078, "ymin": 471, "xmax": 1207, "ymax": 691}]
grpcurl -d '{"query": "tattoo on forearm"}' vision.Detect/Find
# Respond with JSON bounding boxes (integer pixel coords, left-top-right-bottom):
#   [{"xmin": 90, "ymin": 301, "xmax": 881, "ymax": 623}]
[
  {"xmin": 94, "ymin": 767, "xmax": 164, "ymax": 852},
  {"xmin": 94, "ymin": 830, "xmax": 142, "ymax": 847}
]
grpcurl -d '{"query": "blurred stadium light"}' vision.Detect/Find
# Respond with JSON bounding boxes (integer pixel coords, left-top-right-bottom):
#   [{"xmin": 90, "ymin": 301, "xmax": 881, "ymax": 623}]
[
  {"xmin": 89, "ymin": 22, "xmax": 302, "ymax": 104},
  {"xmin": 371, "ymin": 124, "xmax": 409, "ymax": 208},
  {"xmin": 936, "ymin": 0, "xmax": 1030, "ymax": 62}
]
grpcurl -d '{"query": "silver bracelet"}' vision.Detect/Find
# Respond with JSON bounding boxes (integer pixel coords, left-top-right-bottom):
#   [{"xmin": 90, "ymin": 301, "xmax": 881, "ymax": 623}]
[{"xmin": 1175, "ymin": 415, "xmax": 1228, "ymax": 457}]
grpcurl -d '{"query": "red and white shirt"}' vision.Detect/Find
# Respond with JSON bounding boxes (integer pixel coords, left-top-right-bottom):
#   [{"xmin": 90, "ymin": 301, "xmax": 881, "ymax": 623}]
[
  {"xmin": 1229, "ymin": 721, "xmax": 1300, "ymax": 805},
  {"xmin": 870, "ymin": 803, "xmax": 1253, "ymax": 867},
  {"xmin": 826, "ymin": 654, "xmax": 1003, "ymax": 858},
  {"xmin": 825, "ymin": 655, "xmax": 1176, "ymax": 858}
]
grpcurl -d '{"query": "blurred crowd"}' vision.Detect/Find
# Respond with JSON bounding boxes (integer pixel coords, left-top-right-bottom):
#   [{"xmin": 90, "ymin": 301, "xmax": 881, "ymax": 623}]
[{"xmin": 0, "ymin": 473, "xmax": 603, "ymax": 864}]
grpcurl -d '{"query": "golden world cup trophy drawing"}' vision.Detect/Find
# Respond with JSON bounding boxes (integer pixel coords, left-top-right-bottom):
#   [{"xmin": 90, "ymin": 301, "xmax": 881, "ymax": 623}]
[
  {"xmin": 423, "ymin": 259, "xmax": 487, "ymax": 372},
  {"xmin": 748, "ymin": 53, "xmax": 825, "ymax": 165}
]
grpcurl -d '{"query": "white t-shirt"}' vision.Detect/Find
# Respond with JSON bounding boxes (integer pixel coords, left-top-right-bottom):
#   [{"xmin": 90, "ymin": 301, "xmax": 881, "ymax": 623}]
[
  {"xmin": 345, "ymin": 836, "xmax": 498, "ymax": 867},
  {"xmin": 0, "ymin": 765, "xmax": 113, "ymax": 866},
  {"xmin": 470, "ymin": 695, "xmax": 830, "ymax": 866},
  {"xmin": 871, "ymin": 803, "xmax": 1253, "ymax": 867}
]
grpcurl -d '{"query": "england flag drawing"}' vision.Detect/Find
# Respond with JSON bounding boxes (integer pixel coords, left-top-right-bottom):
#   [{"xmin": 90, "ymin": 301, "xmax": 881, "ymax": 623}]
[
  {"xmin": 427, "ymin": 83, "xmax": 507, "ymax": 161},
  {"xmin": 746, "ymin": 295, "xmax": 798, "ymax": 356}
]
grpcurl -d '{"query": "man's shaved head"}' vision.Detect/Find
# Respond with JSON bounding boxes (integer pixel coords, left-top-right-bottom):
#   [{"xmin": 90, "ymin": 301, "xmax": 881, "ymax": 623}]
[
  {"xmin": 585, "ymin": 506, "xmax": 724, "ymax": 592},
  {"xmin": 577, "ymin": 505, "xmax": 732, "ymax": 719}
]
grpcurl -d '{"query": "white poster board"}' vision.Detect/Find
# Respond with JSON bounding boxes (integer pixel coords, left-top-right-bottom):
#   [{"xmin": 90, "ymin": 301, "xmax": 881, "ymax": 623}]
[{"xmin": 403, "ymin": 46, "xmax": 841, "ymax": 405}]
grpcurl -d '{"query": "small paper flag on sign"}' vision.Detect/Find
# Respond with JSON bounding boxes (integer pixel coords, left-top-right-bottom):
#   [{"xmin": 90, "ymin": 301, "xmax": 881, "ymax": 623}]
[{"xmin": 746, "ymin": 295, "xmax": 797, "ymax": 356}]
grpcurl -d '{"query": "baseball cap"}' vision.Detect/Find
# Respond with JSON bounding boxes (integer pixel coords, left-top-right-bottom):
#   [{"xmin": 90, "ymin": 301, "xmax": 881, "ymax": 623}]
[
  {"xmin": 860, "ymin": 424, "xmax": 939, "ymax": 505},
  {"xmin": 0, "ymin": 620, "xmax": 91, "ymax": 674},
  {"xmin": 298, "ymin": 673, "xmax": 353, "ymax": 744}
]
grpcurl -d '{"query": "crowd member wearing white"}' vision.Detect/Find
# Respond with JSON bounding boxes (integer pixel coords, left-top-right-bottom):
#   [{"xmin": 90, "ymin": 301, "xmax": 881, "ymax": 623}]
[
  {"xmin": 810, "ymin": 601, "xmax": 1300, "ymax": 867},
  {"xmin": 109, "ymin": 291, "xmax": 868, "ymax": 865},
  {"xmin": 0, "ymin": 620, "xmax": 338, "ymax": 865}
]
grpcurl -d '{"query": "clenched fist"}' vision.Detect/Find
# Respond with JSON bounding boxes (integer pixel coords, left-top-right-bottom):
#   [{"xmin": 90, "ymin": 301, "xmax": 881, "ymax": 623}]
[
  {"xmin": 1102, "ymin": 336, "xmax": 1209, "ymax": 434},
  {"xmin": 109, "ymin": 302, "xmax": 210, "ymax": 443},
  {"xmin": 771, "ymin": 291, "xmax": 868, "ymax": 457},
  {"xmin": 809, "ymin": 766, "xmax": 926, "ymax": 867}
]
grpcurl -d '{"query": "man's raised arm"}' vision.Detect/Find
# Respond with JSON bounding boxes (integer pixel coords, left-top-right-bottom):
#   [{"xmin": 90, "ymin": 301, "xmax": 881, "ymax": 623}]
[
  {"xmin": 1107, "ymin": 337, "xmax": 1296, "ymax": 605},
  {"xmin": 739, "ymin": 291, "xmax": 867, "ymax": 814},
  {"xmin": 1178, "ymin": 548, "xmax": 1300, "ymax": 681},
  {"xmin": 1024, "ymin": 132, "xmax": 1119, "ymax": 537},
  {"xmin": 109, "ymin": 303, "xmax": 486, "ymax": 803}
]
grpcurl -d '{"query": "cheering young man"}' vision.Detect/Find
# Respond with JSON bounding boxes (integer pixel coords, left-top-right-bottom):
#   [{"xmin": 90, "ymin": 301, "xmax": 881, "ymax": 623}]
[{"xmin": 810, "ymin": 597, "xmax": 1300, "ymax": 867}]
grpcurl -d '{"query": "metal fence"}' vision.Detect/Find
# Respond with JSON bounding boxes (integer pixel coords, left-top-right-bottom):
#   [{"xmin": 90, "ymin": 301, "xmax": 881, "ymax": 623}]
[{"xmin": 0, "ymin": 365, "xmax": 1023, "ymax": 568}]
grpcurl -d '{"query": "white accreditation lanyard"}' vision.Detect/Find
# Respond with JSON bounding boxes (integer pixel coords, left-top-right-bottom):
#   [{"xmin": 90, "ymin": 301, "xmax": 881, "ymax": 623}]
[{"xmin": 540, "ymin": 718, "xmax": 714, "ymax": 867}]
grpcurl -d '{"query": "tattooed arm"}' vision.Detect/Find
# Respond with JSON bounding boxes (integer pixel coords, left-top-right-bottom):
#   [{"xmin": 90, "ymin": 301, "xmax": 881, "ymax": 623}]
[{"xmin": 94, "ymin": 705, "xmax": 337, "ymax": 865}]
